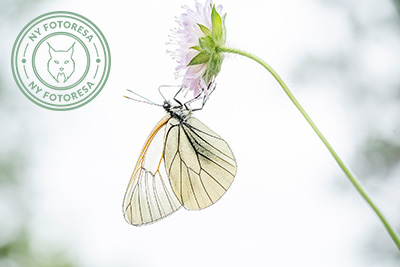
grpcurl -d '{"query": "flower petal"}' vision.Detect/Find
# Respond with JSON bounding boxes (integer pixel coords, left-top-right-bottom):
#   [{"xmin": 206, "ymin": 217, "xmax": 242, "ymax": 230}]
[{"xmin": 168, "ymin": 0, "xmax": 224, "ymax": 98}]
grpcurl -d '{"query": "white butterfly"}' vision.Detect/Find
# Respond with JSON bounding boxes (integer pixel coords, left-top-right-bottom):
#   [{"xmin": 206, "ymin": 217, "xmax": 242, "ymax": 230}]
[{"xmin": 123, "ymin": 86, "xmax": 237, "ymax": 226}]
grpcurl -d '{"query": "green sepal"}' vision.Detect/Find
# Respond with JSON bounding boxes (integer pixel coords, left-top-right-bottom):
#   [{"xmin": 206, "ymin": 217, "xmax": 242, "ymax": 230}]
[
  {"xmin": 211, "ymin": 5, "xmax": 223, "ymax": 45},
  {"xmin": 199, "ymin": 36, "xmax": 215, "ymax": 53},
  {"xmin": 187, "ymin": 50, "xmax": 211, "ymax": 66},
  {"xmin": 197, "ymin": 23, "xmax": 212, "ymax": 36},
  {"xmin": 221, "ymin": 13, "xmax": 227, "ymax": 44},
  {"xmin": 189, "ymin": 46, "xmax": 202, "ymax": 51},
  {"xmin": 203, "ymin": 52, "xmax": 224, "ymax": 83}
]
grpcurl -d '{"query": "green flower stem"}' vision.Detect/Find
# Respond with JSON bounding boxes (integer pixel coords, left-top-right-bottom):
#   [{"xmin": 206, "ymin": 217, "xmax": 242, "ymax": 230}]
[{"xmin": 218, "ymin": 46, "xmax": 400, "ymax": 250}]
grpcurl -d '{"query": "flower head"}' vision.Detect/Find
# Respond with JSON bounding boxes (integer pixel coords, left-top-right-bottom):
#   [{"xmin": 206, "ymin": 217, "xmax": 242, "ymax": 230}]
[{"xmin": 168, "ymin": 0, "xmax": 226, "ymax": 97}]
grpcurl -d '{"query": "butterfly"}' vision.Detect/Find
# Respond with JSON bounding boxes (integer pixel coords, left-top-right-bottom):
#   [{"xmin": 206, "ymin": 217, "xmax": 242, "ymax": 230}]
[{"xmin": 123, "ymin": 85, "xmax": 237, "ymax": 226}]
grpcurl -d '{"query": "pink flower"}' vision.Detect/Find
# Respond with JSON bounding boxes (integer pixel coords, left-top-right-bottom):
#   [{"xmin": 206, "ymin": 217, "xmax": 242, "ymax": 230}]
[{"xmin": 168, "ymin": 0, "xmax": 226, "ymax": 98}]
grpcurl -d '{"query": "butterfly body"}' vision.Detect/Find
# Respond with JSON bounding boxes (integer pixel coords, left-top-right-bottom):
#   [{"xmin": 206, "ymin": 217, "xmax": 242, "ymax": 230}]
[{"xmin": 123, "ymin": 95, "xmax": 237, "ymax": 226}]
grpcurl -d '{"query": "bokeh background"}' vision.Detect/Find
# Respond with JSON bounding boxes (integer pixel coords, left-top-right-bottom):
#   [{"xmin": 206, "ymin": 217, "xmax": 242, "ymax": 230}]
[{"xmin": 1, "ymin": 0, "xmax": 400, "ymax": 266}]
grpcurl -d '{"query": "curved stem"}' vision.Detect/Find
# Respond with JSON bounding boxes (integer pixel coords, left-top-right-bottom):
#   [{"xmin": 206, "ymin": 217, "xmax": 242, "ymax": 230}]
[{"xmin": 218, "ymin": 46, "xmax": 400, "ymax": 250}]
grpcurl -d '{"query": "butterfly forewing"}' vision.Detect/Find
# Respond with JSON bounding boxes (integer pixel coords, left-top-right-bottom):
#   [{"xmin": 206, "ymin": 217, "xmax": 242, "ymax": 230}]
[
  {"xmin": 164, "ymin": 116, "xmax": 237, "ymax": 210},
  {"xmin": 123, "ymin": 114, "xmax": 181, "ymax": 226}
]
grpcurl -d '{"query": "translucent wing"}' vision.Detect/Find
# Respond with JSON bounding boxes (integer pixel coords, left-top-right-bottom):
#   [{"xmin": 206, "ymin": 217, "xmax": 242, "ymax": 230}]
[
  {"xmin": 123, "ymin": 114, "xmax": 181, "ymax": 226},
  {"xmin": 164, "ymin": 116, "xmax": 237, "ymax": 210}
]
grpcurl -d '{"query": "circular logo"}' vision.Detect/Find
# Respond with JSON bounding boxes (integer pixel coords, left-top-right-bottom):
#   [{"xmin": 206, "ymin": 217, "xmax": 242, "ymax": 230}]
[{"xmin": 11, "ymin": 11, "xmax": 111, "ymax": 111}]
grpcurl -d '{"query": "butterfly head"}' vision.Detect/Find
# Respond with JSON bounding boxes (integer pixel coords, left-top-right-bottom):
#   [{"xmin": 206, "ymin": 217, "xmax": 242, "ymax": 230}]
[{"xmin": 163, "ymin": 100, "xmax": 192, "ymax": 121}]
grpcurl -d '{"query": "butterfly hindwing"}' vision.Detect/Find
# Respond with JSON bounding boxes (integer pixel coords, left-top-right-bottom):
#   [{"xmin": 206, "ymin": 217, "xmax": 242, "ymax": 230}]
[{"xmin": 164, "ymin": 116, "xmax": 237, "ymax": 210}]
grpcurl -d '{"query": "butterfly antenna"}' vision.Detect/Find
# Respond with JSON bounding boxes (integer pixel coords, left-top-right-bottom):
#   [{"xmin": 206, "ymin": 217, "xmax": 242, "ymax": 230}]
[{"xmin": 124, "ymin": 89, "xmax": 162, "ymax": 107}]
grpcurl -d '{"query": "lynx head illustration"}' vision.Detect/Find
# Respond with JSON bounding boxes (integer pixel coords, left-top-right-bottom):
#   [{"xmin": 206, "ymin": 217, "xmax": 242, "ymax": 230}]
[{"xmin": 47, "ymin": 42, "xmax": 75, "ymax": 83}]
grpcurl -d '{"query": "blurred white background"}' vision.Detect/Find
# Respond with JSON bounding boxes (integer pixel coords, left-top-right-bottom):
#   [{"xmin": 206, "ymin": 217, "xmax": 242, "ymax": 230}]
[{"xmin": 1, "ymin": 0, "xmax": 400, "ymax": 266}]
